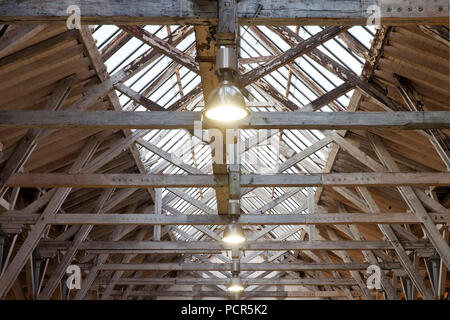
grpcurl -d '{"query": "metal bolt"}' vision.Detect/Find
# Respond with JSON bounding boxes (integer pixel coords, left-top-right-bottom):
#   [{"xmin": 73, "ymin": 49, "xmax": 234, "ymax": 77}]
[
  {"xmin": 386, "ymin": 7, "xmax": 392, "ymax": 12},
  {"xmin": 417, "ymin": 6, "xmax": 423, "ymax": 12},
  {"xmin": 407, "ymin": 7, "xmax": 412, "ymax": 12},
  {"xmin": 397, "ymin": 7, "xmax": 402, "ymax": 12},
  {"xmin": 438, "ymin": 6, "xmax": 443, "ymax": 12}
]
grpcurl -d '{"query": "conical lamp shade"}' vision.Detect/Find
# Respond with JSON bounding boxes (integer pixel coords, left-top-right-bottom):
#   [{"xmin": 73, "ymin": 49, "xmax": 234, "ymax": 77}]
[{"xmin": 203, "ymin": 81, "xmax": 249, "ymax": 122}]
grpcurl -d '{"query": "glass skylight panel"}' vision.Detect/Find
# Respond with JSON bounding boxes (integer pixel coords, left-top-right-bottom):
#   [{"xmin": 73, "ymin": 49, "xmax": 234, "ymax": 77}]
[{"xmin": 91, "ymin": 23, "xmax": 374, "ymax": 271}]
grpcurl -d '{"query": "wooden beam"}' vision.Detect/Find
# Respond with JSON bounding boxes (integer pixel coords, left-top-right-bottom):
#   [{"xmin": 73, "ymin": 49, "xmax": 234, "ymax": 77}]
[
  {"xmin": 98, "ymin": 229, "xmax": 148, "ymax": 300},
  {"xmin": 314, "ymin": 89, "xmax": 363, "ymax": 204},
  {"xmin": 167, "ymin": 188, "xmax": 216, "ymax": 215},
  {"xmin": 324, "ymin": 228, "xmax": 373, "ymax": 300},
  {"xmin": 0, "ymin": 111, "xmax": 448, "ymax": 130},
  {"xmin": 194, "ymin": 25, "xmax": 229, "ymax": 215},
  {"xmin": 0, "ymin": 1, "xmax": 447, "ymax": 25},
  {"xmin": 153, "ymin": 188, "xmax": 162, "ymax": 241},
  {"xmin": 269, "ymin": 26, "xmax": 404, "ymax": 112},
  {"xmin": 0, "ymin": 75, "xmax": 76, "ymax": 198},
  {"xmin": 357, "ymin": 186, "xmax": 435, "ymax": 300},
  {"xmin": 61, "ymin": 26, "xmax": 192, "ymax": 113},
  {"xmin": 418, "ymin": 25, "xmax": 449, "ymax": 47},
  {"xmin": 120, "ymin": 26, "xmax": 199, "ymax": 73},
  {"xmin": 114, "ymin": 83, "xmax": 165, "ymax": 111},
  {"xmin": 368, "ymin": 133, "xmax": 450, "ymax": 270},
  {"xmin": 392, "ymin": 74, "xmax": 450, "ymax": 170},
  {"xmin": 0, "ymin": 25, "xmax": 46, "ymax": 58},
  {"xmin": 238, "ymin": 26, "xmax": 348, "ymax": 87},
  {"xmin": 37, "ymin": 188, "xmax": 114, "ymax": 300},
  {"xmin": 6, "ymin": 172, "xmax": 450, "ymax": 189},
  {"xmin": 136, "ymin": 138, "xmax": 204, "ymax": 175},
  {"xmin": 277, "ymin": 137, "xmax": 333, "ymax": 173},
  {"xmin": 100, "ymin": 277, "xmax": 358, "ymax": 286},
  {"xmin": 78, "ymin": 25, "xmax": 157, "ymax": 206},
  {"xmin": 93, "ymin": 262, "xmax": 403, "ymax": 272},
  {"xmin": 38, "ymin": 240, "xmax": 434, "ymax": 253},
  {"xmin": 111, "ymin": 290, "xmax": 360, "ymax": 298},
  {"xmin": 302, "ymin": 82, "xmax": 355, "ymax": 112},
  {"xmin": 100, "ymin": 30, "xmax": 133, "ymax": 61},
  {"xmin": 438, "ymin": 228, "xmax": 449, "ymax": 299},
  {"xmin": 73, "ymin": 221, "xmax": 143, "ymax": 300},
  {"xmin": 0, "ymin": 137, "xmax": 101, "ymax": 299},
  {"xmin": 2, "ymin": 212, "xmax": 448, "ymax": 226},
  {"xmin": 336, "ymin": 206, "xmax": 398, "ymax": 300}
]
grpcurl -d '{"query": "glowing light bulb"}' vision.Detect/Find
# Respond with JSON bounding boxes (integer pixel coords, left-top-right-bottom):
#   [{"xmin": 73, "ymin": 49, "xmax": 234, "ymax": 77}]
[
  {"xmin": 203, "ymin": 81, "xmax": 249, "ymax": 122},
  {"xmin": 227, "ymin": 277, "xmax": 244, "ymax": 293},
  {"xmin": 222, "ymin": 224, "xmax": 246, "ymax": 245}
]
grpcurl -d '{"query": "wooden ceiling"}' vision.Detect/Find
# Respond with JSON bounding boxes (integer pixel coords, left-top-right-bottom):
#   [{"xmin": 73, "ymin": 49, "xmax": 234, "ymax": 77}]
[{"xmin": 0, "ymin": 1, "xmax": 449, "ymax": 301}]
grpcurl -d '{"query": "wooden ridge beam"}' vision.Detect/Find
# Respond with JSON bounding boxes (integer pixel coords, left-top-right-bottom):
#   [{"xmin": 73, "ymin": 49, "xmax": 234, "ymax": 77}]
[
  {"xmin": 0, "ymin": 1, "xmax": 447, "ymax": 25},
  {"xmin": 0, "ymin": 111, "xmax": 447, "ymax": 130},
  {"xmin": 2, "ymin": 212, "xmax": 449, "ymax": 226},
  {"xmin": 6, "ymin": 172, "xmax": 450, "ymax": 189}
]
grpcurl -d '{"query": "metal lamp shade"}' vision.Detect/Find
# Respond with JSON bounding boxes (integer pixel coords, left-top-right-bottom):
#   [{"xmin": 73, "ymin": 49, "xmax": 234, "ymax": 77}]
[
  {"xmin": 222, "ymin": 223, "xmax": 246, "ymax": 244},
  {"xmin": 203, "ymin": 81, "xmax": 249, "ymax": 122}
]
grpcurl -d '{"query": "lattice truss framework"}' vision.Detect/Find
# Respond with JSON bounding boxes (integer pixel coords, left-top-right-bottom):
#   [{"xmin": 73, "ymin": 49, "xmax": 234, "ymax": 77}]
[{"xmin": 0, "ymin": 6, "xmax": 448, "ymax": 301}]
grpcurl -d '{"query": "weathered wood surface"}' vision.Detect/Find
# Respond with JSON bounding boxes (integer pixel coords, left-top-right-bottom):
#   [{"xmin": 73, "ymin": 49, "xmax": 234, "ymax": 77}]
[
  {"xmin": 120, "ymin": 25, "xmax": 199, "ymax": 73},
  {"xmin": 93, "ymin": 261, "xmax": 403, "ymax": 272},
  {"xmin": 38, "ymin": 240, "xmax": 433, "ymax": 253},
  {"xmin": 0, "ymin": 1, "xmax": 448, "ymax": 25},
  {"xmin": 110, "ymin": 290, "xmax": 360, "ymax": 298},
  {"xmin": 104, "ymin": 277, "xmax": 358, "ymax": 286},
  {"xmin": 7, "ymin": 172, "xmax": 450, "ymax": 189},
  {"xmin": 0, "ymin": 111, "xmax": 448, "ymax": 130},
  {"xmin": 2, "ymin": 212, "xmax": 448, "ymax": 226},
  {"xmin": 238, "ymin": 26, "xmax": 348, "ymax": 87}
]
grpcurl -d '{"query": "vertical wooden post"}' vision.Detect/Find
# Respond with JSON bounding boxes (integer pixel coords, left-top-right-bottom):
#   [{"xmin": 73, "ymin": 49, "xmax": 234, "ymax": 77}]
[
  {"xmin": 438, "ymin": 228, "xmax": 449, "ymax": 299},
  {"xmin": 154, "ymin": 188, "xmax": 162, "ymax": 241},
  {"xmin": 32, "ymin": 250, "xmax": 41, "ymax": 299},
  {"xmin": 0, "ymin": 229, "xmax": 5, "ymax": 272},
  {"xmin": 307, "ymin": 188, "xmax": 316, "ymax": 241}
]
